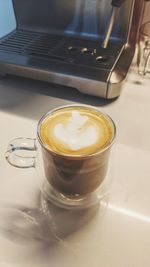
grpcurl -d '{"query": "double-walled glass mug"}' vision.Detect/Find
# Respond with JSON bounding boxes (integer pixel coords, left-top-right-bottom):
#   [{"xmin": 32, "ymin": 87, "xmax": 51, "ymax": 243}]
[
  {"xmin": 138, "ymin": 21, "xmax": 150, "ymax": 76},
  {"xmin": 5, "ymin": 105, "xmax": 116, "ymax": 209}
]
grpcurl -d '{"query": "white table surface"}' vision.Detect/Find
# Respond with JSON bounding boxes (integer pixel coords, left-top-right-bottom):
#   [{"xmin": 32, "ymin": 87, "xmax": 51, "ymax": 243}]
[{"xmin": 0, "ymin": 62, "xmax": 150, "ymax": 267}]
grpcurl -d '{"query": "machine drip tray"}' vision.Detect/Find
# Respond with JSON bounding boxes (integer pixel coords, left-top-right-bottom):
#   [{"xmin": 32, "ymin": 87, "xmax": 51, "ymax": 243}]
[{"xmin": 0, "ymin": 29, "xmax": 123, "ymax": 70}]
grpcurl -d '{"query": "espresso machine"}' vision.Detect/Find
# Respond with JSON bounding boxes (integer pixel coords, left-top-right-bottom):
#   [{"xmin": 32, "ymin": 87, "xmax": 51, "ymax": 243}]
[{"xmin": 0, "ymin": 0, "xmax": 147, "ymax": 98}]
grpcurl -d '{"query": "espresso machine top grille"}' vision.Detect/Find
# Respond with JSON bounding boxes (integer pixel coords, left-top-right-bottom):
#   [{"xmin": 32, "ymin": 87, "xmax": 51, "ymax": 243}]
[{"xmin": 0, "ymin": 0, "xmax": 146, "ymax": 98}]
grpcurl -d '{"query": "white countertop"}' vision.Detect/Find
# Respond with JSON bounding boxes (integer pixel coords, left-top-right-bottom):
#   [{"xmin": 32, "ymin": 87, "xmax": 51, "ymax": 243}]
[{"xmin": 0, "ymin": 62, "xmax": 150, "ymax": 267}]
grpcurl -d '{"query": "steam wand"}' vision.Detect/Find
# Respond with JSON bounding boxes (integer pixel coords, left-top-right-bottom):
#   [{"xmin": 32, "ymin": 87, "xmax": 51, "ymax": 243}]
[{"xmin": 102, "ymin": 0, "xmax": 125, "ymax": 48}]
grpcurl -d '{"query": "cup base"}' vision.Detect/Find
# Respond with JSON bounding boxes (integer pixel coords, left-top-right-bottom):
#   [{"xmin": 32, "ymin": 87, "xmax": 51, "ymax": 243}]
[{"xmin": 40, "ymin": 174, "xmax": 111, "ymax": 210}]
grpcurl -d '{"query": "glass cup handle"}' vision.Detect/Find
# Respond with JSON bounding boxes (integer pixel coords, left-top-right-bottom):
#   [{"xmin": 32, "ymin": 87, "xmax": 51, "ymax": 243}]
[{"xmin": 5, "ymin": 138, "xmax": 37, "ymax": 168}]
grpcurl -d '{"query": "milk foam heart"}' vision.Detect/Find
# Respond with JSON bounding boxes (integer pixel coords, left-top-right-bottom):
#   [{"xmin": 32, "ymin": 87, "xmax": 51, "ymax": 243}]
[{"xmin": 40, "ymin": 106, "xmax": 114, "ymax": 156}]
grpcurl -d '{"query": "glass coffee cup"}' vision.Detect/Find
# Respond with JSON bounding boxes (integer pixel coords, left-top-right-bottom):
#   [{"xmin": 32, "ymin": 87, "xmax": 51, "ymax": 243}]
[
  {"xmin": 5, "ymin": 105, "xmax": 116, "ymax": 209},
  {"xmin": 137, "ymin": 21, "xmax": 150, "ymax": 76}
]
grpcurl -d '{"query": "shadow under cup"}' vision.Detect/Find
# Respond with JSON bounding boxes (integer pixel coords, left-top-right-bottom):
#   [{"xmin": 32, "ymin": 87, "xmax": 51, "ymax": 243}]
[{"xmin": 37, "ymin": 106, "xmax": 116, "ymax": 199}]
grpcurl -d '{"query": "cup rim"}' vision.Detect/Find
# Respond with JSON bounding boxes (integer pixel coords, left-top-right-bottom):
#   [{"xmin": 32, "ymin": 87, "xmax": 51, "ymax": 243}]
[
  {"xmin": 140, "ymin": 21, "xmax": 150, "ymax": 38},
  {"xmin": 37, "ymin": 104, "xmax": 116, "ymax": 159}
]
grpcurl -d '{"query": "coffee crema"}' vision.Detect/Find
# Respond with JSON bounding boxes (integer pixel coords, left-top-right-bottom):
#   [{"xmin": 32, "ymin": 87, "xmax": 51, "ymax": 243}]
[{"xmin": 39, "ymin": 106, "xmax": 114, "ymax": 156}]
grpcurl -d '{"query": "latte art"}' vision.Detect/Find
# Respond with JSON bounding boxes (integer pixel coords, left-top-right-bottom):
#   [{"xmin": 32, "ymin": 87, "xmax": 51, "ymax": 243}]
[
  {"xmin": 40, "ymin": 106, "xmax": 114, "ymax": 156},
  {"xmin": 54, "ymin": 111, "xmax": 99, "ymax": 150}
]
